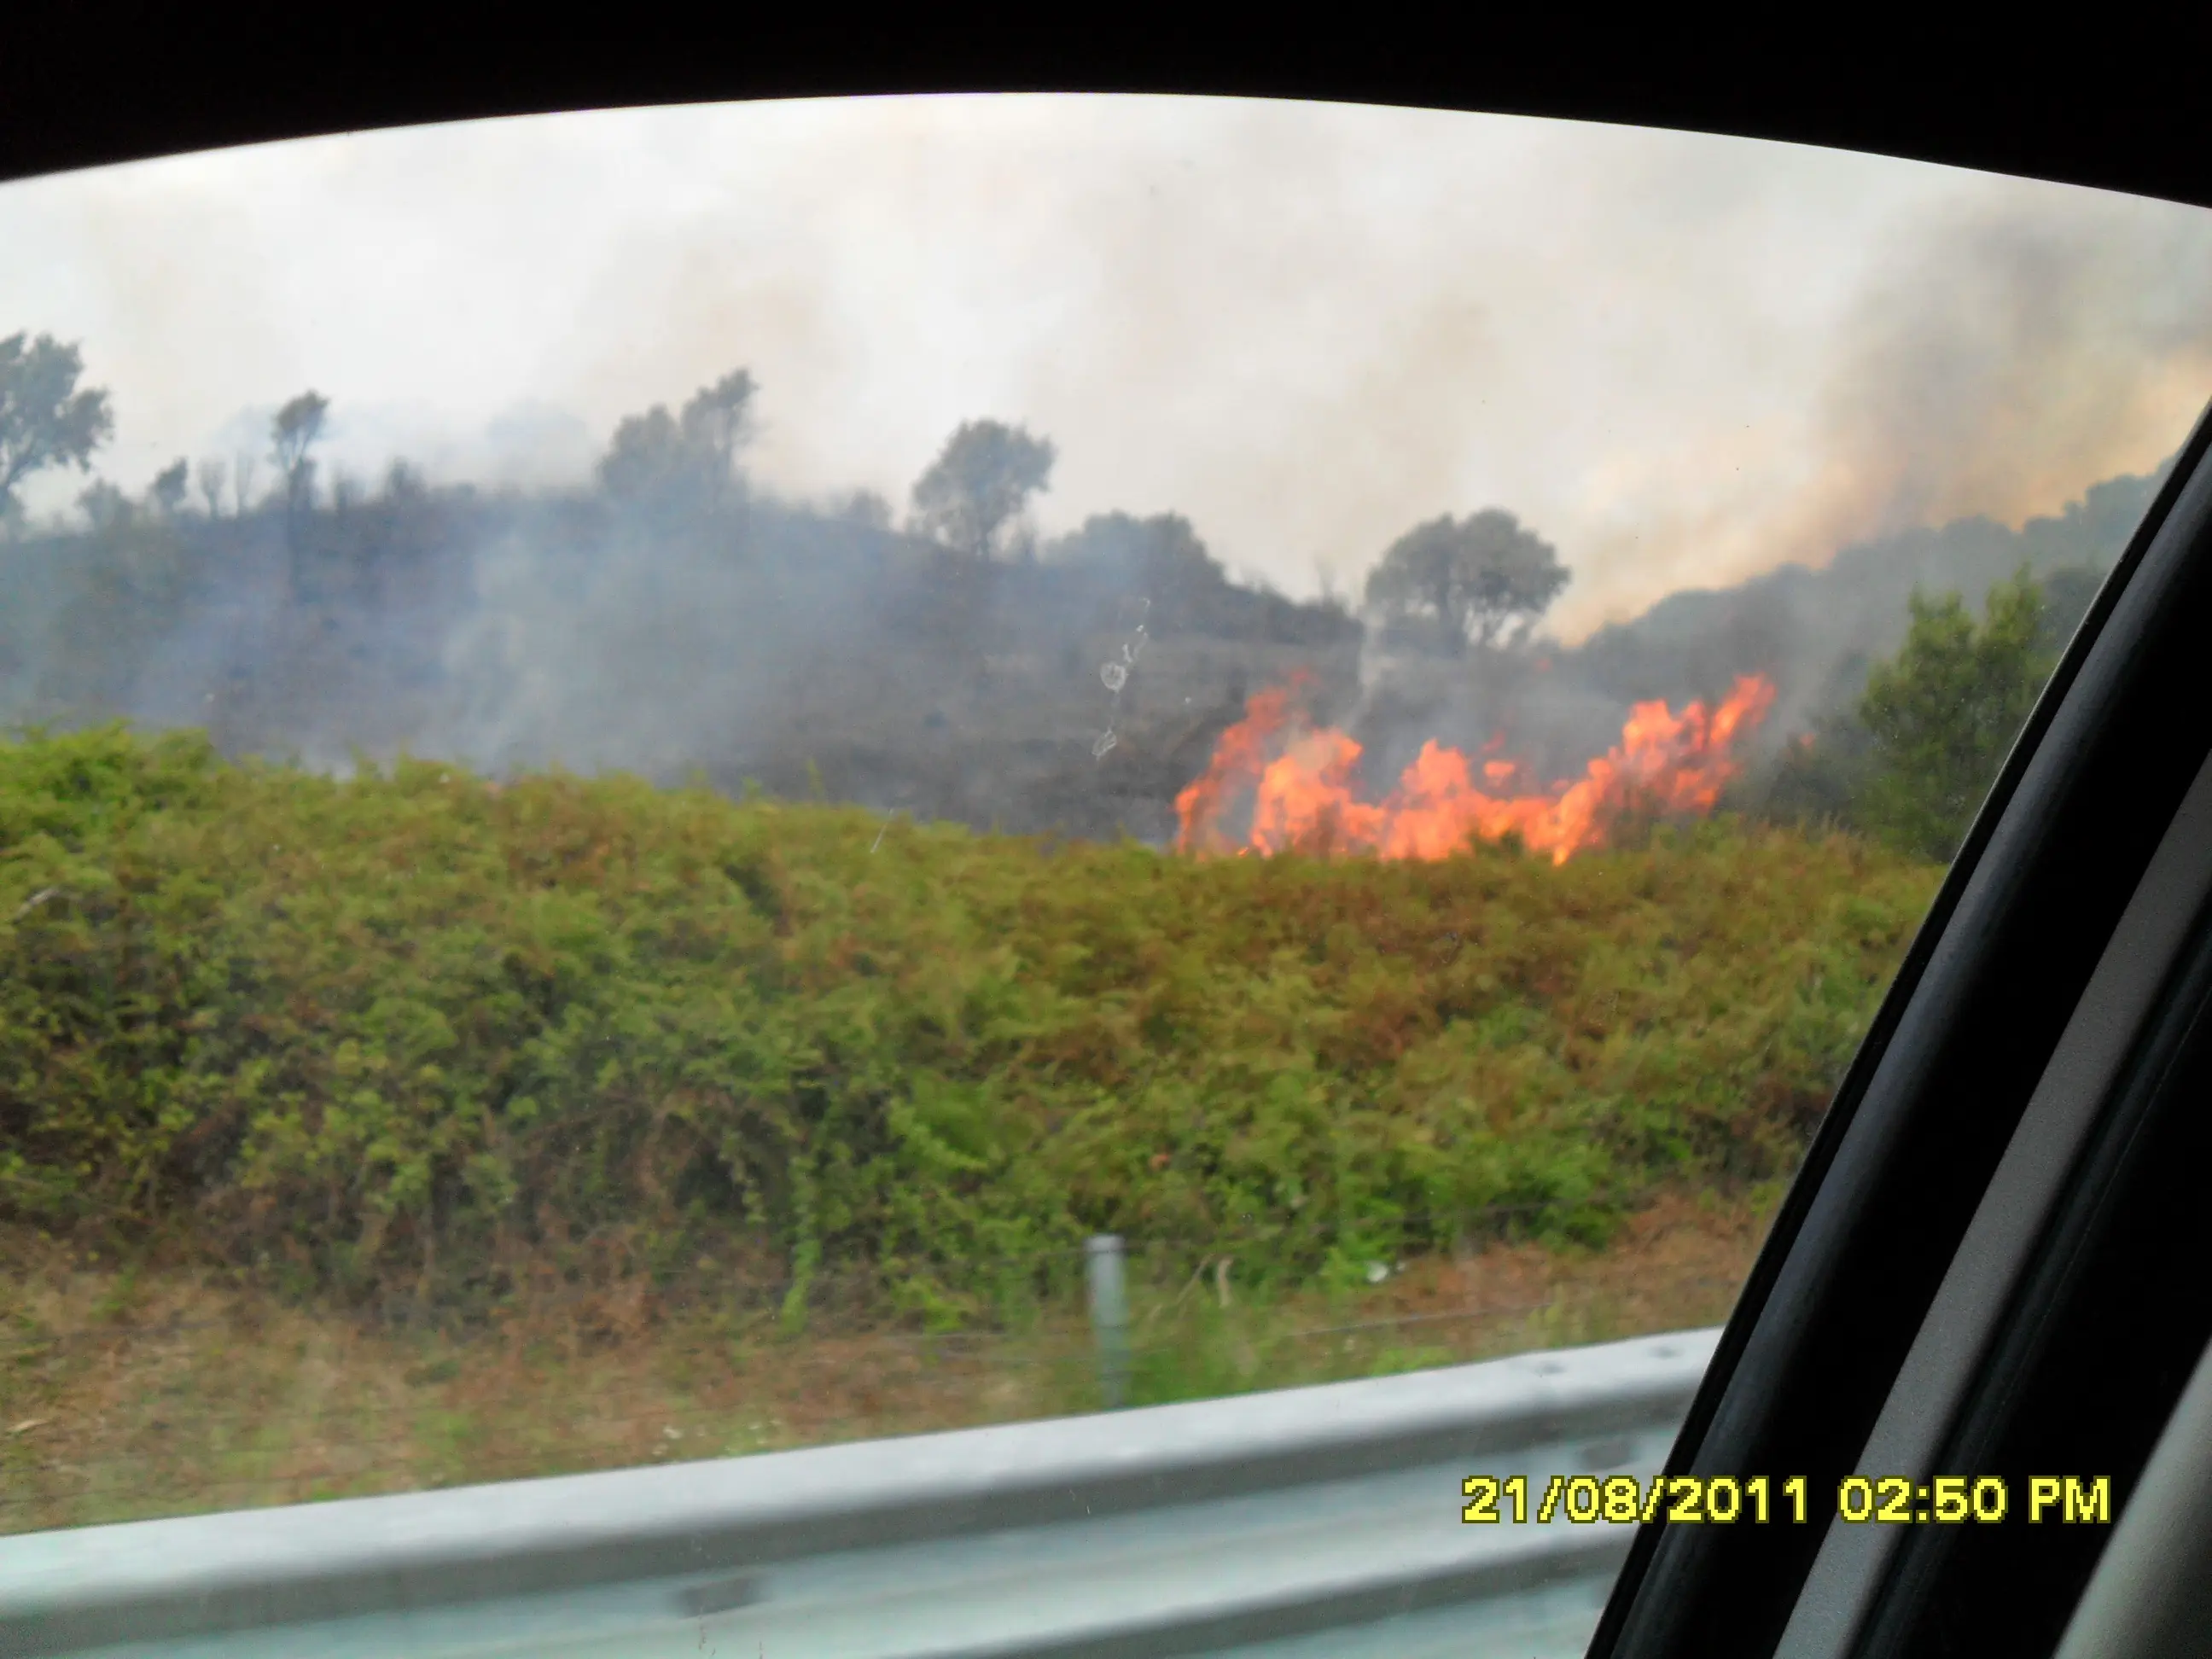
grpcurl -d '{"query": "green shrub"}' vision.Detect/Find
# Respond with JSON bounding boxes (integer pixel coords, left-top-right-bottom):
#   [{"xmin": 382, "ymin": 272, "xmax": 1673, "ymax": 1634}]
[
  {"xmin": 0, "ymin": 725, "xmax": 1940, "ymax": 1322},
  {"xmin": 1857, "ymin": 571, "xmax": 2054, "ymax": 861}
]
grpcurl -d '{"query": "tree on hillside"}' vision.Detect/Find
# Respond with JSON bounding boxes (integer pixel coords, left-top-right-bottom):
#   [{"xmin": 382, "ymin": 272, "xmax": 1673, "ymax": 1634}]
[
  {"xmin": 78, "ymin": 478, "xmax": 130, "ymax": 533},
  {"xmin": 0, "ymin": 332, "xmax": 114, "ymax": 517},
  {"xmin": 271, "ymin": 391, "xmax": 329, "ymax": 590},
  {"xmin": 148, "ymin": 458, "xmax": 189, "ymax": 518},
  {"xmin": 678, "ymin": 370, "xmax": 755, "ymax": 495},
  {"xmin": 1855, "ymin": 569, "xmax": 2052, "ymax": 862},
  {"xmin": 1364, "ymin": 509, "xmax": 1569, "ymax": 655},
  {"xmin": 909, "ymin": 420, "xmax": 1057, "ymax": 561},
  {"xmin": 383, "ymin": 458, "xmax": 428, "ymax": 502},
  {"xmin": 598, "ymin": 407, "xmax": 683, "ymax": 498},
  {"xmin": 271, "ymin": 392, "xmax": 329, "ymax": 504},
  {"xmin": 195, "ymin": 457, "xmax": 227, "ymax": 519},
  {"xmin": 598, "ymin": 369, "xmax": 758, "ymax": 512}
]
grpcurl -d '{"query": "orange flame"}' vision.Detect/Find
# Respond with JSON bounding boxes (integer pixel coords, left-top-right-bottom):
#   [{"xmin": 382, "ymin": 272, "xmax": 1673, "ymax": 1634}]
[{"xmin": 1175, "ymin": 672, "xmax": 1778, "ymax": 864}]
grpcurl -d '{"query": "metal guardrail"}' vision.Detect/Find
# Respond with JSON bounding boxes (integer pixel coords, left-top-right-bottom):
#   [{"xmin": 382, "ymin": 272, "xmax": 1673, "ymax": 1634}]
[{"xmin": 0, "ymin": 1327, "xmax": 1719, "ymax": 1659}]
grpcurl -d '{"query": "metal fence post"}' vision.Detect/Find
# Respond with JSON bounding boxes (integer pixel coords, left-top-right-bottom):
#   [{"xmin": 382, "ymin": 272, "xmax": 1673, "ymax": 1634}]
[{"xmin": 1086, "ymin": 1234, "xmax": 1131, "ymax": 1409}]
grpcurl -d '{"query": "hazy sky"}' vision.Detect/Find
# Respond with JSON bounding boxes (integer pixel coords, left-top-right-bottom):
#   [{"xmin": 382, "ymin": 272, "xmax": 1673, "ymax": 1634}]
[{"xmin": 3, "ymin": 95, "xmax": 2208, "ymax": 639}]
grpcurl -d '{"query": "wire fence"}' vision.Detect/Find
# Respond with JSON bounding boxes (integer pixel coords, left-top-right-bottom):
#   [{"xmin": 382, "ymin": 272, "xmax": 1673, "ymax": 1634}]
[{"xmin": 1, "ymin": 1197, "xmax": 1758, "ymax": 1534}]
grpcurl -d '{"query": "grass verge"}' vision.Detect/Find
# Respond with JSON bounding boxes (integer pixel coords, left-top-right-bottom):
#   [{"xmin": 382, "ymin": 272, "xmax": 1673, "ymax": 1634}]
[{"xmin": 2, "ymin": 1191, "xmax": 1768, "ymax": 1534}]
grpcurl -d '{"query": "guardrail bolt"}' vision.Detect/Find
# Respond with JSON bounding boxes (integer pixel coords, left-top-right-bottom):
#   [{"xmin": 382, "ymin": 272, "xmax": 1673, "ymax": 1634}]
[{"xmin": 1086, "ymin": 1234, "xmax": 1132, "ymax": 1409}]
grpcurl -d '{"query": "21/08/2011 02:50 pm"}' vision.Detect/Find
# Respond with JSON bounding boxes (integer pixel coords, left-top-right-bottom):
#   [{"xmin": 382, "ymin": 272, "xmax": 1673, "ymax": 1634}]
[{"xmin": 1460, "ymin": 1474, "xmax": 2114, "ymax": 1527}]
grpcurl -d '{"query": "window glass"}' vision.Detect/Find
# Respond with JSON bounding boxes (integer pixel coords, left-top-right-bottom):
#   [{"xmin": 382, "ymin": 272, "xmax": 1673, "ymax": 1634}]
[{"xmin": 1, "ymin": 92, "xmax": 2205, "ymax": 1637}]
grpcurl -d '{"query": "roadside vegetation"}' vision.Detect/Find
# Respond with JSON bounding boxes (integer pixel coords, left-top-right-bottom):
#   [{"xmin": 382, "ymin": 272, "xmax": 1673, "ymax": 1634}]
[
  {"xmin": 2, "ymin": 1194, "xmax": 1768, "ymax": 1532},
  {"xmin": 2, "ymin": 725, "xmax": 1938, "ymax": 1330}
]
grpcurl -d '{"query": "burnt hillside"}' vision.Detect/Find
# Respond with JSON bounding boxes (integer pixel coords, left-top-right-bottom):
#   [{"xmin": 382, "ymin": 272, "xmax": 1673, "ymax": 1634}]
[{"xmin": 0, "ymin": 459, "xmax": 2162, "ymax": 843}]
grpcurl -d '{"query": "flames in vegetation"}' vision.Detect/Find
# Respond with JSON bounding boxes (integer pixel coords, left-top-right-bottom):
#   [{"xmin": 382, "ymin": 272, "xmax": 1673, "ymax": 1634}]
[{"xmin": 1176, "ymin": 673, "xmax": 1778, "ymax": 864}]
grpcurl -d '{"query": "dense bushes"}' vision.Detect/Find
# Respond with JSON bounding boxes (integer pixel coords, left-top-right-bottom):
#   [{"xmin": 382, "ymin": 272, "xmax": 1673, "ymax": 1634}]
[
  {"xmin": 1753, "ymin": 566, "xmax": 2100, "ymax": 858},
  {"xmin": 0, "ymin": 725, "xmax": 1940, "ymax": 1324}
]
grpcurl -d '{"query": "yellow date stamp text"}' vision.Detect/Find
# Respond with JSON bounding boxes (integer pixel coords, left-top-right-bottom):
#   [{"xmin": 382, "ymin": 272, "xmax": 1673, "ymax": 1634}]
[{"xmin": 1460, "ymin": 1474, "xmax": 2112, "ymax": 1526}]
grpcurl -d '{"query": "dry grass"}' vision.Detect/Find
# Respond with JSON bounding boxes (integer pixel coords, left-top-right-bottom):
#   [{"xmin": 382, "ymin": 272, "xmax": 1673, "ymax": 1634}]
[{"xmin": 0, "ymin": 1191, "xmax": 1773, "ymax": 1535}]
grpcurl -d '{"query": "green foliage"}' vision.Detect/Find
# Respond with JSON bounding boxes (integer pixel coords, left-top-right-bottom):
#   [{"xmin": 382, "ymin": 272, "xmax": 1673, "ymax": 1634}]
[
  {"xmin": 1752, "ymin": 566, "xmax": 2102, "ymax": 859},
  {"xmin": 1755, "ymin": 716, "xmax": 1875, "ymax": 833},
  {"xmin": 0, "ymin": 726, "xmax": 1939, "ymax": 1321},
  {"xmin": 1855, "ymin": 570, "xmax": 2055, "ymax": 862}
]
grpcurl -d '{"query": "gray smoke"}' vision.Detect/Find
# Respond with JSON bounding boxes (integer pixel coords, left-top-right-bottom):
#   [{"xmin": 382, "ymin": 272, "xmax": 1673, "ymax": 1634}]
[
  {"xmin": 4, "ymin": 179, "xmax": 2204, "ymax": 834},
  {"xmin": 1341, "ymin": 184, "xmax": 2210, "ymax": 793}
]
